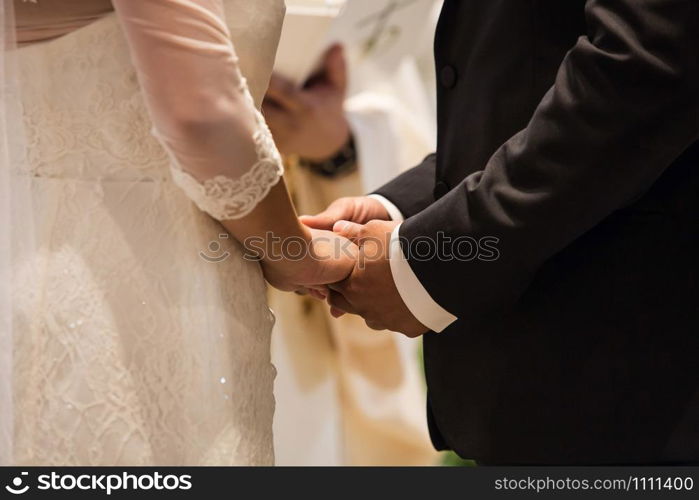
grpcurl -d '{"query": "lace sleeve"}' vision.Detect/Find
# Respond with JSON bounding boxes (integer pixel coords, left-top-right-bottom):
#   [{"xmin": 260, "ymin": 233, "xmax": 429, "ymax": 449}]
[
  {"xmin": 112, "ymin": 0, "xmax": 283, "ymax": 220},
  {"xmin": 165, "ymin": 93, "xmax": 284, "ymax": 220}
]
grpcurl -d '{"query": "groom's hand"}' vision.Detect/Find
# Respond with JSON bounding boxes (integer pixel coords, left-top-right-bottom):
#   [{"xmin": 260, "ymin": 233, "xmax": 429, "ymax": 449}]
[
  {"xmin": 328, "ymin": 220, "xmax": 429, "ymax": 338},
  {"xmin": 300, "ymin": 196, "xmax": 391, "ymax": 231}
]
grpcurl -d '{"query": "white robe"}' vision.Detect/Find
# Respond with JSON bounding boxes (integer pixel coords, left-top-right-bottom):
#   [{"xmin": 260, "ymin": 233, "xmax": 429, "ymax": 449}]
[{"xmin": 272, "ymin": 1, "xmax": 442, "ymax": 465}]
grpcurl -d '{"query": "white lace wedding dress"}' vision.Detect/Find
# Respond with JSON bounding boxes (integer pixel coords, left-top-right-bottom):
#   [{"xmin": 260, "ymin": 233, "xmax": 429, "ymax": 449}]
[{"xmin": 12, "ymin": 0, "xmax": 285, "ymax": 465}]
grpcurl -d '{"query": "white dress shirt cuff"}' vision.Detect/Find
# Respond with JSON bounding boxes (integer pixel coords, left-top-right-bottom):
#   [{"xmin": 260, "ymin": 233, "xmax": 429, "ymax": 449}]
[
  {"xmin": 368, "ymin": 194, "xmax": 405, "ymax": 223},
  {"xmin": 388, "ymin": 224, "xmax": 458, "ymax": 333}
]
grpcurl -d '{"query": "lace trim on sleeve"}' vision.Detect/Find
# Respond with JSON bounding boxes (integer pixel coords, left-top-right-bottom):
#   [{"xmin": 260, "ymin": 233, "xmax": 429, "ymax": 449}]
[{"xmin": 167, "ymin": 78, "xmax": 284, "ymax": 221}]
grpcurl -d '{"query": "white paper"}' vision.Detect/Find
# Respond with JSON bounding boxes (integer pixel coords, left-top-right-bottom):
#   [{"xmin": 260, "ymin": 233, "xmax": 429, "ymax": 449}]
[{"xmin": 274, "ymin": 0, "xmax": 436, "ymax": 86}]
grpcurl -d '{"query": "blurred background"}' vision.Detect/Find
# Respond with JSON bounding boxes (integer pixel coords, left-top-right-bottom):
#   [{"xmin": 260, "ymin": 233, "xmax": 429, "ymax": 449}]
[{"xmin": 263, "ymin": 0, "xmax": 471, "ymax": 466}]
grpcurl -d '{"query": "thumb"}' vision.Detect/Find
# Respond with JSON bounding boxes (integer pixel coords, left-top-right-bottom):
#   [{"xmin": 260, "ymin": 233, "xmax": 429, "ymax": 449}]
[
  {"xmin": 333, "ymin": 220, "xmax": 363, "ymax": 241},
  {"xmin": 323, "ymin": 44, "xmax": 347, "ymax": 93},
  {"xmin": 300, "ymin": 199, "xmax": 352, "ymax": 230},
  {"xmin": 299, "ymin": 213, "xmax": 339, "ymax": 230}
]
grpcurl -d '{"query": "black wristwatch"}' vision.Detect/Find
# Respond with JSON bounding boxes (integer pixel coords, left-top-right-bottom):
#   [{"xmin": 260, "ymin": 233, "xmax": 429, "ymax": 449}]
[{"xmin": 298, "ymin": 135, "xmax": 358, "ymax": 178}]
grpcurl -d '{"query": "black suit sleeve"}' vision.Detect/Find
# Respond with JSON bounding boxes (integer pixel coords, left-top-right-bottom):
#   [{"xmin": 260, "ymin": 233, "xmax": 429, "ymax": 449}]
[
  {"xmin": 373, "ymin": 153, "xmax": 437, "ymax": 219},
  {"xmin": 400, "ymin": 0, "xmax": 699, "ymax": 320}
]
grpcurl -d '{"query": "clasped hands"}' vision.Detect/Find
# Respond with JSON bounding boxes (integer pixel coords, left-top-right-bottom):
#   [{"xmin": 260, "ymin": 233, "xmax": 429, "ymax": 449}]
[
  {"xmin": 259, "ymin": 46, "xmax": 427, "ymax": 337},
  {"xmin": 263, "ymin": 196, "xmax": 428, "ymax": 338}
]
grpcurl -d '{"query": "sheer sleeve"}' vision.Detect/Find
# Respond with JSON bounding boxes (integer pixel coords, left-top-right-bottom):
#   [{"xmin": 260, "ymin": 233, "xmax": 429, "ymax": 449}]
[{"xmin": 112, "ymin": 0, "xmax": 284, "ymax": 220}]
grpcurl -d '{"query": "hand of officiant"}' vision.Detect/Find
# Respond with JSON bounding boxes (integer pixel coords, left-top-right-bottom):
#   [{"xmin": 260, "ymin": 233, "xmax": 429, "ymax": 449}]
[
  {"xmin": 327, "ymin": 219, "xmax": 429, "ymax": 338},
  {"xmin": 263, "ymin": 44, "xmax": 351, "ymax": 161}
]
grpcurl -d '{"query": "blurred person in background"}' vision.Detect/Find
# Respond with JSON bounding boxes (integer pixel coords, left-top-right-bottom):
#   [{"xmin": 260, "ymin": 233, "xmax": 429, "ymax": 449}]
[{"xmin": 263, "ymin": 2, "xmax": 441, "ymax": 465}]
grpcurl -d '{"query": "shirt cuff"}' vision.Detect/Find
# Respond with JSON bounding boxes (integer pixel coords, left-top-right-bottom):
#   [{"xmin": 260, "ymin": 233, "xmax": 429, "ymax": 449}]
[
  {"xmin": 368, "ymin": 194, "xmax": 405, "ymax": 223},
  {"xmin": 388, "ymin": 224, "xmax": 458, "ymax": 333}
]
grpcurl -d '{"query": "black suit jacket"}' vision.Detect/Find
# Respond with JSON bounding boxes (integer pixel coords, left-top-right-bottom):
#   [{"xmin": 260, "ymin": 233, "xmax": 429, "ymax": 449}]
[{"xmin": 375, "ymin": 0, "xmax": 699, "ymax": 464}]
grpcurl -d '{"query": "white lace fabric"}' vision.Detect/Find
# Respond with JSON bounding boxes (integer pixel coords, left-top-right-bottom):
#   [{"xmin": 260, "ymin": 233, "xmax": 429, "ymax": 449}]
[
  {"xmin": 18, "ymin": 0, "xmax": 286, "ymax": 220},
  {"xmin": 166, "ymin": 80, "xmax": 284, "ymax": 220},
  {"xmin": 112, "ymin": 0, "xmax": 284, "ymax": 221},
  {"xmin": 12, "ymin": 0, "xmax": 286, "ymax": 466}
]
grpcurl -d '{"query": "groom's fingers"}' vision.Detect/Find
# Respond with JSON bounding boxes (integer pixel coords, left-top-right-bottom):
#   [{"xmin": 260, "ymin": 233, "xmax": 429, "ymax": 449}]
[
  {"xmin": 333, "ymin": 220, "xmax": 363, "ymax": 242},
  {"xmin": 298, "ymin": 213, "xmax": 335, "ymax": 230},
  {"xmin": 300, "ymin": 199, "xmax": 354, "ymax": 230},
  {"xmin": 309, "ymin": 284, "xmax": 329, "ymax": 300},
  {"xmin": 299, "ymin": 207, "xmax": 346, "ymax": 229}
]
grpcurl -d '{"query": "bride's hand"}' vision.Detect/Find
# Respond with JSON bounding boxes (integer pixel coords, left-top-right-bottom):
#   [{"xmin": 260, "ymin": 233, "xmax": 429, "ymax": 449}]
[{"xmin": 261, "ymin": 227, "xmax": 358, "ymax": 293}]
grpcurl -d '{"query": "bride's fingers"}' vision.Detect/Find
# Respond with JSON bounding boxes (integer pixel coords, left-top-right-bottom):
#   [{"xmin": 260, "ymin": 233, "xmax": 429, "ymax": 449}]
[
  {"xmin": 327, "ymin": 290, "xmax": 357, "ymax": 316},
  {"xmin": 330, "ymin": 306, "xmax": 347, "ymax": 318},
  {"xmin": 311, "ymin": 257, "xmax": 356, "ymax": 287},
  {"xmin": 307, "ymin": 288, "xmax": 327, "ymax": 300}
]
